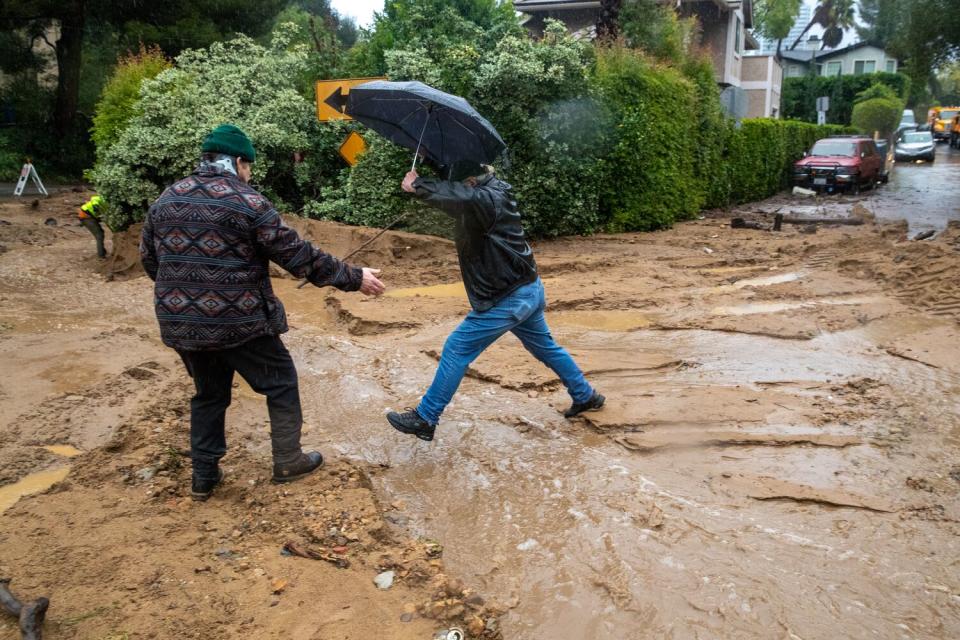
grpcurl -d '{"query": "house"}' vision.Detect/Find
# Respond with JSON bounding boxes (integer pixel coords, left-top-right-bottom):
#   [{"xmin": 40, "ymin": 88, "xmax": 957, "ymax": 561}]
[
  {"xmin": 779, "ymin": 41, "xmax": 899, "ymax": 78},
  {"xmin": 742, "ymin": 54, "xmax": 782, "ymax": 118},
  {"xmin": 516, "ymin": 1, "xmax": 759, "ymax": 107},
  {"xmin": 514, "ymin": 0, "xmax": 602, "ymax": 39},
  {"xmin": 677, "ymin": 1, "xmax": 758, "ymax": 89}
]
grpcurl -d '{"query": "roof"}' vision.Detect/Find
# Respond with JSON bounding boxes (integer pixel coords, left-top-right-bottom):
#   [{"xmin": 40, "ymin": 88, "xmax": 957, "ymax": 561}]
[{"xmin": 779, "ymin": 41, "xmax": 890, "ymax": 64}]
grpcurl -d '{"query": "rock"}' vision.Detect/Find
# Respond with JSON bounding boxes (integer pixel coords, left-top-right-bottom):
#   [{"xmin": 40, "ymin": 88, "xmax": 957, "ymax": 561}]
[
  {"xmin": 400, "ymin": 612, "xmax": 414, "ymax": 623},
  {"xmin": 252, "ymin": 568, "xmax": 266, "ymax": 578},
  {"xmin": 527, "ymin": 390, "xmax": 539, "ymax": 398},
  {"xmin": 516, "ymin": 538, "xmax": 538, "ymax": 551},
  {"xmin": 271, "ymin": 578, "xmax": 288, "ymax": 594},
  {"xmin": 374, "ymin": 570, "xmax": 395, "ymax": 590},
  {"xmin": 792, "ymin": 186, "xmax": 816, "ymax": 197},
  {"xmin": 136, "ymin": 466, "xmax": 157, "ymax": 481},
  {"xmin": 467, "ymin": 615, "xmax": 486, "ymax": 636},
  {"xmin": 44, "ymin": 217, "xmax": 57, "ymax": 226}
]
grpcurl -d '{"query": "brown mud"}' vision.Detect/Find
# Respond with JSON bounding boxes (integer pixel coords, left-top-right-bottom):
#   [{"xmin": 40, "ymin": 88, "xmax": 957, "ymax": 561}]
[{"xmin": 1, "ymin": 188, "xmax": 959, "ymax": 639}]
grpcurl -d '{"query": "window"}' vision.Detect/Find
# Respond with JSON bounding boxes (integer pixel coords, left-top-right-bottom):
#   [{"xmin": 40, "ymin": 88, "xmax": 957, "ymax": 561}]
[
  {"xmin": 824, "ymin": 61, "xmax": 842, "ymax": 76},
  {"xmin": 788, "ymin": 65, "xmax": 801, "ymax": 77},
  {"xmin": 885, "ymin": 60, "xmax": 896, "ymax": 73},
  {"xmin": 734, "ymin": 16, "xmax": 742, "ymax": 55},
  {"xmin": 854, "ymin": 60, "xmax": 876, "ymax": 75}
]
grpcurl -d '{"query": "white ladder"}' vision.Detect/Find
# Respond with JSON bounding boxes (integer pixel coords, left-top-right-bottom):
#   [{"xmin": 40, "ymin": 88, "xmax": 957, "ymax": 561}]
[{"xmin": 13, "ymin": 162, "xmax": 48, "ymax": 197}]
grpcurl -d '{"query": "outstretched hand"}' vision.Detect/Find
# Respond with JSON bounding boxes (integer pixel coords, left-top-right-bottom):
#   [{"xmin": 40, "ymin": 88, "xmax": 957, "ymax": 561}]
[
  {"xmin": 401, "ymin": 170, "xmax": 419, "ymax": 193},
  {"xmin": 359, "ymin": 267, "xmax": 386, "ymax": 296}
]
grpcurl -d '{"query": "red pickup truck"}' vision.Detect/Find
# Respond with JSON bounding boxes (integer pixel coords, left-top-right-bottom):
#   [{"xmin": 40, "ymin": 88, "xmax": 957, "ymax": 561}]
[{"xmin": 792, "ymin": 136, "xmax": 884, "ymax": 195}]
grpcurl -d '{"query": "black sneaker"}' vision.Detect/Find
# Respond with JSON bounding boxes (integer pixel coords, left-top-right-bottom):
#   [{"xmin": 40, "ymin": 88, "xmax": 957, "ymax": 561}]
[
  {"xmin": 272, "ymin": 451, "xmax": 324, "ymax": 484},
  {"xmin": 387, "ymin": 409, "xmax": 436, "ymax": 442},
  {"xmin": 564, "ymin": 392, "xmax": 605, "ymax": 418},
  {"xmin": 191, "ymin": 469, "xmax": 225, "ymax": 502}
]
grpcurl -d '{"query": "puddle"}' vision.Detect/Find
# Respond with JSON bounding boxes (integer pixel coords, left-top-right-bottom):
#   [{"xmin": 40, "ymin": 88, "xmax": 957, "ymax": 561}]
[
  {"xmin": 43, "ymin": 445, "xmax": 82, "ymax": 457},
  {"xmin": 548, "ymin": 310, "xmax": 654, "ymax": 331},
  {"xmin": 0, "ymin": 467, "xmax": 70, "ymax": 513},
  {"xmin": 712, "ymin": 296, "xmax": 884, "ymax": 316},
  {"xmin": 385, "ymin": 282, "xmax": 466, "ymax": 299}
]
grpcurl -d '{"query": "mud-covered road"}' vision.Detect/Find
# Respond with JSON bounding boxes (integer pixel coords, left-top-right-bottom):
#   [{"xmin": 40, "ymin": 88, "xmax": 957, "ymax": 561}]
[{"xmin": 1, "ymin": 181, "xmax": 959, "ymax": 639}]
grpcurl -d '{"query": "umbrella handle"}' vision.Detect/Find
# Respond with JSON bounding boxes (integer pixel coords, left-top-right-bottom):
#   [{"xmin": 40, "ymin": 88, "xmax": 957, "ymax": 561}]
[{"xmin": 410, "ymin": 106, "xmax": 432, "ymax": 173}]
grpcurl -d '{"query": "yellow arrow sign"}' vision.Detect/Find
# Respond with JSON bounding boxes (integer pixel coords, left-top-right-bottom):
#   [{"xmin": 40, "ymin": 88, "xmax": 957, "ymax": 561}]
[
  {"xmin": 338, "ymin": 131, "xmax": 367, "ymax": 166},
  {"xmin": 315, "ymin": 77, "xmax": 385, "ymax": 122}
]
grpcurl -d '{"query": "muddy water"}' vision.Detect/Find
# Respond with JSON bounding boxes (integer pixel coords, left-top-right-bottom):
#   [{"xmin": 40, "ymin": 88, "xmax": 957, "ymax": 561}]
[
  {"xmin": 296, "ymin": 316, "xmax": 960, "ymax": 639},
  {"xmin": 0, "ymin": 466, "xmax": 70, "ymax": 513},
  {"xmin": 869, "ymin": 143, "xmax": 960, "ymax": 233},
  {"xmin": 549, "ymin": 310, "xmax": 654, "ymax": 331},
  {"xmin": 43, "ymin": 444, "xmax": 82, "ymax": 457}
]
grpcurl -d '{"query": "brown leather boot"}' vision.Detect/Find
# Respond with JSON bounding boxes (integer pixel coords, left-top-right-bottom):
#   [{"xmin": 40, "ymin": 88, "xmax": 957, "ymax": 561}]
[{"xmin": 272, "ymin": 451, "xmax": 323, "ymax": 483}]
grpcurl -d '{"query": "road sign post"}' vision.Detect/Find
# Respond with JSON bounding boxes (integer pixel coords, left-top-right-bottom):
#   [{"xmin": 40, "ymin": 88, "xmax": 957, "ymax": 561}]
[
  {"xmin": 816, "ymin": 96, "xmax": 830, "ymax": 126},
  {"xmin": 315, "ymin": 77, "xmax": 385, "ymax": 166}
]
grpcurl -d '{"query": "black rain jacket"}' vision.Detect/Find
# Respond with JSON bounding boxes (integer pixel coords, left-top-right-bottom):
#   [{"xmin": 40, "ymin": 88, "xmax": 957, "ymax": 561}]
[{"xmin": 413, "ymin": 173, "xmax": 538, "ymax": 312}]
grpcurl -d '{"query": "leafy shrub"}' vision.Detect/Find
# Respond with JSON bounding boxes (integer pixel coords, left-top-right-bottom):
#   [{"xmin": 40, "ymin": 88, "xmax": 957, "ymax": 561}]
[
  {"xmin": 89, "ymin": 26, "xmax": 319, "ymax": 230},
  {"xmin": 851, "ymin": 83, "xmax": 904, "ymax": 137},
  {"xmin": 0, "ymin": 131, "xmax": 24, "ymax": 182},
  {"xmin": 91, "ymin": 45, "xmax": 170, "ymax": 155}
]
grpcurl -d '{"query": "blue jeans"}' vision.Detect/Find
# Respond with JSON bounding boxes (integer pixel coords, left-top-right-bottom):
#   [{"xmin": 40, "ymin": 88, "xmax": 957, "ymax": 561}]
[{"xmin": 417, "ymin": 278, "xmax": 594, "ymax": 425}]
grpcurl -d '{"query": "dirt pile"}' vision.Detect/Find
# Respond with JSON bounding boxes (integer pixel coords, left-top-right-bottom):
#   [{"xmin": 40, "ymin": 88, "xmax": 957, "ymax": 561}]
[{"xmin": 0, "ymin": 378, "xmax": 506, "ymax": 639}]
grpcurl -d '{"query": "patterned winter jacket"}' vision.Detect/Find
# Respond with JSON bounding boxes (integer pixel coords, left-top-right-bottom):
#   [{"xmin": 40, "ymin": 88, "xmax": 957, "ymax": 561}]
[{"xmin": 140, "ymin": 163, "xmax": 362, "ymax": 351}]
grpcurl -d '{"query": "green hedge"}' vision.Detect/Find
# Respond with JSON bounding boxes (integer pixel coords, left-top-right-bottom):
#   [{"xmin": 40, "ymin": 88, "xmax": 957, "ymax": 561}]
[
  {"xmin": 781, "ymin": 72, "xmax": 910, "ymax": 125},
  {"xmin": 593, "ymin": 47, "xmax": 701, "ymax": 231},
  {"xmin": 726, "ymin": 119, "xmax": 850, "ymax": 204}
]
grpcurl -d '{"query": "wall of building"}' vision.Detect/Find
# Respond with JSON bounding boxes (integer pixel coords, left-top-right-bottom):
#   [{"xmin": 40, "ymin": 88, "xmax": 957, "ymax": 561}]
[
  {"xmin": 817, "ymin": 45, "xmax": 898, "ymax": 76},
  {"xmin": 742, "ymin": 55, "xmax": 783, "ymax": 118}
]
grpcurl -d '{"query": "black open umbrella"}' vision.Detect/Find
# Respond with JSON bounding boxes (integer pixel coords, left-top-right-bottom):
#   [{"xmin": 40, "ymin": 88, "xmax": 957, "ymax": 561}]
[{"xmin": 345, "ymin": 80, "xmax": 506, "ymax": 173}]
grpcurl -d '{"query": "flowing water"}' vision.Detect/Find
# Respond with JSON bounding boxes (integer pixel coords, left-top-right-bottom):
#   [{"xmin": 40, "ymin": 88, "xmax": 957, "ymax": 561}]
[{"xmin": 291, "ymin": 312, "xmax": 960, "ymax": 639}]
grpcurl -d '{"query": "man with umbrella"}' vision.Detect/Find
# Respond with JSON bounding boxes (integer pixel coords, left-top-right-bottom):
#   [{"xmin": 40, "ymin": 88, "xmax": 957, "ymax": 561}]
[
  {"xmin": 386, "ymin": 161, "xmax": 604, "ymax": 440},
  {"xmin": 343, "ymin": 80, "xmax": 604, "ymax": 441}
]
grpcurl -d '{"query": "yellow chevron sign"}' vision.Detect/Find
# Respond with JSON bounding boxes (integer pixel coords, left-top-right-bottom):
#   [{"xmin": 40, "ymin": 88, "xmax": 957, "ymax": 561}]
[{"xmin": 315, "ymin": 77, "xmax": 385, "ymax": 122}]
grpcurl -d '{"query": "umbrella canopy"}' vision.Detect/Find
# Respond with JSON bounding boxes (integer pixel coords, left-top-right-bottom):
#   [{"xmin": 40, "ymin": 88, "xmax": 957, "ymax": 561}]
[{"xmin": 345, "ymin": 80, "xmax": 506, "ymax": 171}]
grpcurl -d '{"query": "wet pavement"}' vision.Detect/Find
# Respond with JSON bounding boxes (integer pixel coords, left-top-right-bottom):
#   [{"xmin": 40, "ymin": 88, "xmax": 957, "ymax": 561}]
[{"xmin": 867, "ymin": 142, "xmax": 959, "ymax": 233}]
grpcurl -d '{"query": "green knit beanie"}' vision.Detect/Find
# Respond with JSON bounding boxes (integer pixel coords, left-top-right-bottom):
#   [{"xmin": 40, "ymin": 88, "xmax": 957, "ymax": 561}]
[{"xmin": 201, "ymin": 124, "xmax": 256, "ymax": 162}]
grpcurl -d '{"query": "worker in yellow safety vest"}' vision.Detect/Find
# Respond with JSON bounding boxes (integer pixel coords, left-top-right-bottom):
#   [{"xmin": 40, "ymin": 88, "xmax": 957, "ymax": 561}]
[{"xmin": 78, "ymin": 194, "xmax": 106, "ymax": 258}]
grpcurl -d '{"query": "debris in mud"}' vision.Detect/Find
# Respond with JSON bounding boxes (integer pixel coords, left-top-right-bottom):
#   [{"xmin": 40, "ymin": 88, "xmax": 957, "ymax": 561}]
[
  {"xmin": 912, "ymin": 229, "xmax": 937, "ymax": 241},
  {"xmin": 0, "ymin": 578, "xmax": 49, "ymax": 640},
  {"xmin": 282, "ymin": 540, "xmax": 350, "ymax": 569},
  {"xmin": 374, "ymin": 570, "xmax": 395, "ymax": 590},
  {"xmin": 717, "ymin": 473, "xmax": 896, "ymax": 512},
  {"xmin": 613, "ymin": 430, "xmax": 863, "ymax": 453}
]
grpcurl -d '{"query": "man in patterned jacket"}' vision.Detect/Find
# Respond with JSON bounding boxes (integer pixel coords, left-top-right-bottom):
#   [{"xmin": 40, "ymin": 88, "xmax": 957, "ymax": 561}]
[{"xmin": 141, "ymin": 124, "xmax": 385, "ymax": 501}]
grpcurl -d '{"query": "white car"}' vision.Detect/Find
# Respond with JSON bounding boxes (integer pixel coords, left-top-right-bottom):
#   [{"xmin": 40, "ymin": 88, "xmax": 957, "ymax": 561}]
[{"xmin": 895, "ymin": 131, "xmax": 936, "ymax": 163}]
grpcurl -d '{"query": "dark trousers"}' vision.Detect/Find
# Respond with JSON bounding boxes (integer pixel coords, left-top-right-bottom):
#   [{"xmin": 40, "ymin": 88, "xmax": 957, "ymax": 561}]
[
  {"xmin": 178, "ymin": 335, "xmax": 303, "ymax": 478},
  {"xmin": 80, "ymin": 217, "xmax": 106, "ymax": 258}
]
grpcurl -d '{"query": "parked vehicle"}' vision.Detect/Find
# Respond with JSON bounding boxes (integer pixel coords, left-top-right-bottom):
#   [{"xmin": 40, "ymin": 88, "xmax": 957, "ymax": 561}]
[
  {"xmin": 900, "ymin": 109, "xmax": 916, "ymax": 126},
  {"xmin": 792, "ymin": 136, "xmax": 884, "ymax": 195},
  {"xmin": 895, "ymin": 130, "xmax": 936, "ymax": 162},
  {"xmin": 930, "ymin": 107, "xmax": 959, "ymax": 142},
  {"xmin": 951, "ymin": 114, "xmax": 960, "ymax": 148}
]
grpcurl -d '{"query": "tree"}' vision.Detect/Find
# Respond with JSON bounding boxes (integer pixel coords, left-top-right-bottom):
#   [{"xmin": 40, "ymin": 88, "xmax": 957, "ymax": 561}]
[
  {"xmin": 788, "ymin": 0, "xmax": 856, "ymax": 50},
  {"xmin": 858, "ymin": 0, "xmax": 960, "ymax": 108},
  {"xmin": 353, "ymin": 0, "xmax": 520, "ymax": 75},
  {"xmin": 597, "ymin": 0, "xmax": 622, "ymax": 40},
  {"xmin": 752, "ymin": 0, "xmax": 802, "ymax": 56},
  {"xmin": 0, "ymin": 0, "xmax": 287, "ymax": 137}
]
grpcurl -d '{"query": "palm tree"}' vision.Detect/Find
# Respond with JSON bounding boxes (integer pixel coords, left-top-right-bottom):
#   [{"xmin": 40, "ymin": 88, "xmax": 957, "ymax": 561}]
[{"xmin": 788, "ymin": 0, "xmax": 857, "ymax": 50}]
